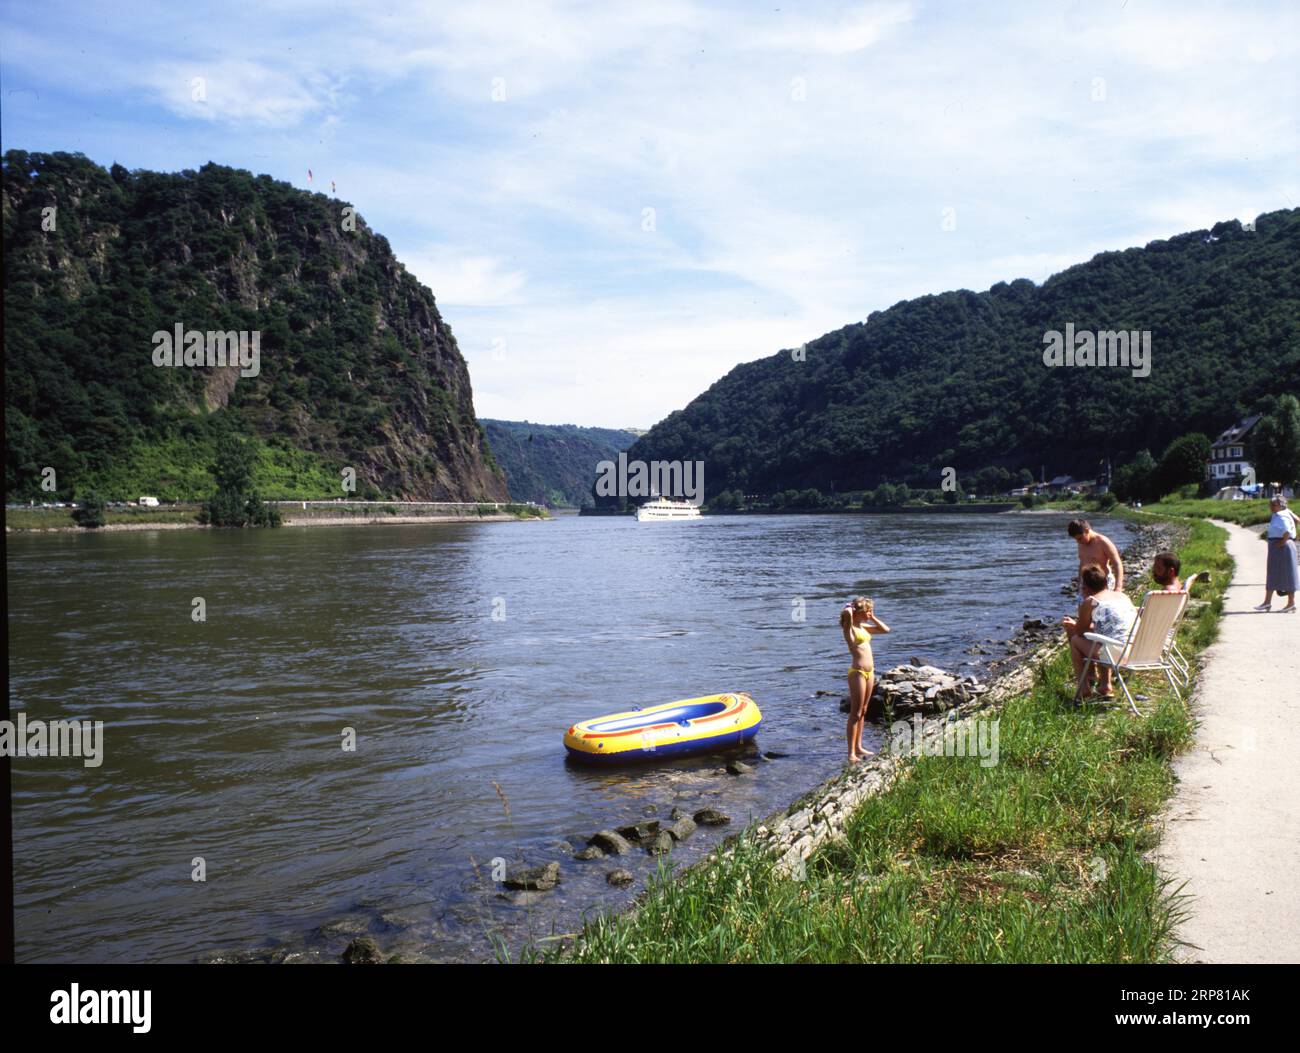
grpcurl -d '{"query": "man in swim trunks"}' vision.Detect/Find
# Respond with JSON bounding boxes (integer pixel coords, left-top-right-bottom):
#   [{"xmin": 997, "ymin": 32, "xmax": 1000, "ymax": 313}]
[
  {"xmin": 1068, "ymin": 519, "xmax": 1123, "ymax": 601},
  {"xmin": 840, "ymin": 597, "xmax": 891, "ymax": 765}
]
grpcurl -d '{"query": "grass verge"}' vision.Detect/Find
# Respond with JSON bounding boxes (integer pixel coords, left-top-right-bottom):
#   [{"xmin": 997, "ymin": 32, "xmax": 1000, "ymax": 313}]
[
  {"xmin": 1138, "ymin": 498, "xmax": 1272, "ymax": 526},
  {"xmin": 542, "ymin": 518, "xmax": 1232, "ymax": 963}
]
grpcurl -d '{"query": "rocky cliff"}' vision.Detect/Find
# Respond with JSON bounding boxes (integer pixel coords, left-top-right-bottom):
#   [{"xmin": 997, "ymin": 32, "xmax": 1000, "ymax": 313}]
[{"xmin": 3, "ymin": 150, "xmax": 507, "ymax": 501}]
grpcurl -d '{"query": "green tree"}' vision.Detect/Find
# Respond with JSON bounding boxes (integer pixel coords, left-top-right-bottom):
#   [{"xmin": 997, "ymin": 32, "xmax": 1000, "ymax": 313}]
[
  {"xmin": 72, "ymin": 492, "xmax": 106, "ymax": 528},
  {"xmin": 211, "ymin": 432, "xmax": 256, "ymax": 492},
  {"xmin": 200, "ymin": 432, "xmax": 280, "ymax": 527},
  {"xmin": 1254, "ymin": 394, "xmax": 1300, "ymax": 490},
  {"xmin": 972, "ymin": 466, "xmax": 1008, "ymax": 494},
  {"xmin": 1112, "ymin": 449, "xmax": 1157, "ymax": 502},
  {"xmin": 1155, "ymin": 433, "xmax": 1211, "ymax": 497}
]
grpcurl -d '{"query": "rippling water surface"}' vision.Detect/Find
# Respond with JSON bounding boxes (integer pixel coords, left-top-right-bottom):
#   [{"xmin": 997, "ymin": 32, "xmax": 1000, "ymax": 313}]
[{"xmin": 7, "ymin": 510, "xmax": 1128, "ymax": 962}]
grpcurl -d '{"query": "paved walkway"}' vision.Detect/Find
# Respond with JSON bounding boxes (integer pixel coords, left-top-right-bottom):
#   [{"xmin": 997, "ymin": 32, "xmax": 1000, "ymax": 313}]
[{"xmin": 1158, "ymin": 519, "xmax": 1299, "ymax": 963}]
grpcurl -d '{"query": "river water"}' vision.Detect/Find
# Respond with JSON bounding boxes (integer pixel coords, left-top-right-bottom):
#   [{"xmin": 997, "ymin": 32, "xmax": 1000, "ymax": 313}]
[{"xmin": 6, "ymin": 510, "xmax": 1128, "ymax": 962}]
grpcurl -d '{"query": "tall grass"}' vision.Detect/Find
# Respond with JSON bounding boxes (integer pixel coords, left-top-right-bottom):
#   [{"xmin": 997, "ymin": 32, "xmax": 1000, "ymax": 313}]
[{"xmin": 1140, "ymin": 497, "xmax": 1273, "ymax": 526}]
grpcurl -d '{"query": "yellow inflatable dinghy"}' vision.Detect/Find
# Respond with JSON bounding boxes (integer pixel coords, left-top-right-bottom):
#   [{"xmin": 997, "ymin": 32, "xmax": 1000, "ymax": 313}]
[{"xmin": 563, "ymin": 692, "xmax": 762, "ymax": 763}]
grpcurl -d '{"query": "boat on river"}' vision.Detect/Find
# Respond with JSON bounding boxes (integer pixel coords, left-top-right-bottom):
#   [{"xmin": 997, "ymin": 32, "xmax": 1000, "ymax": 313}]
[
  {"xmin": 635, "ymin": 496, "xmax": 702, "ymax": 521},
  {"xmin": 563, "ymin": 692, "xmax": 762, "ymax": 763}
]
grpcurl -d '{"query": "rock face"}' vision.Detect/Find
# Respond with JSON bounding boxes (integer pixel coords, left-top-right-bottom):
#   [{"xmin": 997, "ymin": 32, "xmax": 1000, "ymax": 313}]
[{"xmin": 2, "ymin": 150, "xmax": 509, "ymax": 502}]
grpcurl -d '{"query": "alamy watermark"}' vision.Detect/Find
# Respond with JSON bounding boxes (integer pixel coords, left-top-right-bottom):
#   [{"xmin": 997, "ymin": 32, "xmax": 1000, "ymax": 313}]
[
  {"xmin": 50, "ymin": 984, "xmax": 150, "ymax": 1032},
  {"xmin": 595, "ymin": 452, "xmax": 704, "ymax": 504},
  {"xmin": 152, "ymin": 323, "xmax": 261, "ymax": 378},
  {"xmin": 1042, "ymin": 323, "xmax": 1150, "ymax": 378},
  {"xmin": 888, "ymin": 713, "xmax": 999, "ymax": 767},
  {"xmin": 0, "ymin": 712, "xmax": 103, "ymax": 768}
]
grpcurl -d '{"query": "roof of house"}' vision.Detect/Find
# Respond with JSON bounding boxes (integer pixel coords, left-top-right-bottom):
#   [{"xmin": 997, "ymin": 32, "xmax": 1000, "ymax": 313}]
[{"xmin": 1212, "ymin": 413, "xmax": 1262, "ymax": 447}]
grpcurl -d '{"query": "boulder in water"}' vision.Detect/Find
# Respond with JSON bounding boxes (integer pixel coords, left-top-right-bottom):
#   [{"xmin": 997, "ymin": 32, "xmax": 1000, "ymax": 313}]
[
  {"xmin": 342, "ymin": 937, "xmax": 384, "ymax": 964},
  {"xmin": 503, "ymin": 861, "xmax": 560, "ymax": 891}
]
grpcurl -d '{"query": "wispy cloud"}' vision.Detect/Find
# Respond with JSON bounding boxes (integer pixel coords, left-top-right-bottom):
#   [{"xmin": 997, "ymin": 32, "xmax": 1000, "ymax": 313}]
[
  {"xmin": 402, "ymin": 249, "xmax": 527, "ymax": 308},
  {"xmin": 144, "ymin": 60, "xmax": 338, "ymax": 127}
]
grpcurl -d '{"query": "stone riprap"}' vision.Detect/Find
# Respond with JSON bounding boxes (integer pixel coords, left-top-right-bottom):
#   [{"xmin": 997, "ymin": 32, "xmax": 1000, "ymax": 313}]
[{"xmin": 839, "ymin": 663, "xmax": 990, "ymax": 717}]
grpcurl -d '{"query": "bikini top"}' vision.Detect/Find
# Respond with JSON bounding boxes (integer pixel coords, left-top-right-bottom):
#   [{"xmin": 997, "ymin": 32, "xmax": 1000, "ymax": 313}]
[{"xmin": 850, "ymin": 622, "xmax": 872, "ymax": 644}]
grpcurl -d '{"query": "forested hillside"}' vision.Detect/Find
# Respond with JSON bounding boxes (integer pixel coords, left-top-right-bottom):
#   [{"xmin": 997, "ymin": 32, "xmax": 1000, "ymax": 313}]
[
  {"xmin": 626, "ymin": 209, "xmax": 1300, "ymax": 498},
  {"xmin": 3, "ymin": 150, "xmax": 507, "ymax": 501},
  {"xmin": 479, "ymin": 420, "xmax": 638, "ymax": 507}
]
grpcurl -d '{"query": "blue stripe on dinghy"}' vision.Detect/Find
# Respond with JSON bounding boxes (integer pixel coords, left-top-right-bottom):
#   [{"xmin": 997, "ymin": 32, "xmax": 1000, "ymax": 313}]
[
  {"xmin": 585, "ymin": 700, "xmax": 730, "ymax": 733},
  {"xmin": 565, "ymin": 724, "xmax": 759, "ymax": 764}
]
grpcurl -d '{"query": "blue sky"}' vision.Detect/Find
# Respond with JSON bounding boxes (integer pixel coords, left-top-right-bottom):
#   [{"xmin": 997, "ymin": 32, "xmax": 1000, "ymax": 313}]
[{"xmin": 2, "ymin": 0, "xmax": 1296, "ymax": 429}]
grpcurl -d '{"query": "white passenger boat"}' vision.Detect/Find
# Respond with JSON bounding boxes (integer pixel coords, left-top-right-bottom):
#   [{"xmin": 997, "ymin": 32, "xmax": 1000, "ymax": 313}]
[{"xmin": 635, "ymin": 496, "xmax": 702, "ymax": 521}]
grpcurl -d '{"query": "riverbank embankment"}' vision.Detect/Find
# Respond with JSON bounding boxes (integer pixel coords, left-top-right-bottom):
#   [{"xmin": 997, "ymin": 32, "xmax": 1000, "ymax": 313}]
[
  {"xmin": 5, "ymin": 501, "xmax": 546, "ymax": 534},
  {"xmin": 551, "ymin": 518, "xmax": 1218, "ymax": 963}
]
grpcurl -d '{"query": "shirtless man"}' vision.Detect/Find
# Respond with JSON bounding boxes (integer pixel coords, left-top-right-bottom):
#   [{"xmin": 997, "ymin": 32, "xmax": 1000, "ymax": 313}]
[
  {"xmin": 1068, "ymin": 519, "xmax": 1123, "ymax": 599},
  {"xmin": 1152, "ymin": 551, "xmax": 1182, "ymax": 592}
]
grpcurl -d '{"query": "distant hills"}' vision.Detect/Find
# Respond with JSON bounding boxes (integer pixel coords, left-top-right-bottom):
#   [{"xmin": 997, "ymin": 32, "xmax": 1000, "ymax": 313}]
[
  {"xmin": 4, "ymin": 151, "xmax": 506, "ymax": 502},
  {"xmin": 626, "ymin": 209, "xmax": 1300, "ymax": 498},
  {"xmin": 479, "ymin": 420, "xmax": 639, "ymax": 507}
]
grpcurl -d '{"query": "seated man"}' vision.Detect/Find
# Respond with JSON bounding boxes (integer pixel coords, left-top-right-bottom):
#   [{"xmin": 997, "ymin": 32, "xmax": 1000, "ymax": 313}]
[
  {"xmin": 1152, "ymin": 550, "xmax": 1182, "ymax": 592},
  {"xmin": 1068, "ymin": 518, "xmax": 1124, "ymax": 601}
]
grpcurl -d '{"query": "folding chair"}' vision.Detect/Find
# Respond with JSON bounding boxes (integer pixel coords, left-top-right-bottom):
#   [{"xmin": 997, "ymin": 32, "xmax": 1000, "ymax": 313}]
[
  {"xmin": 1163, "ymin": 571, "xmax": 1205, "ymax": 686},
  {"xmin": 1078, "ymin": 590, "xmax": 1188, "ymax": 715}
]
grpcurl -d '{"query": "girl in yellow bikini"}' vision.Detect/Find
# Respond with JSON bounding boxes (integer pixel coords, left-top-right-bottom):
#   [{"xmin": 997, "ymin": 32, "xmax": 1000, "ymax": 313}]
[{"xmin": 840, "ymin": 597, "xmax": 891, "ymax": 764}]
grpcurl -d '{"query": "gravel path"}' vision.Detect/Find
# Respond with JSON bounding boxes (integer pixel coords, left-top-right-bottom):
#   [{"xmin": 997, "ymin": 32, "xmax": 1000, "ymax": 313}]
[{"xmin": 1158, "ymin": 518, "xmax": 1300, "ymax": 963}]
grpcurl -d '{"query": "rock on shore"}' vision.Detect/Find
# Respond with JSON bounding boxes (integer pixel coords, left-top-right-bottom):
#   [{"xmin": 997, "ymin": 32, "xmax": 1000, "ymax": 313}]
[{"xmin": 839, "ymin": 663, "xmax": 988, "ymax": 717}]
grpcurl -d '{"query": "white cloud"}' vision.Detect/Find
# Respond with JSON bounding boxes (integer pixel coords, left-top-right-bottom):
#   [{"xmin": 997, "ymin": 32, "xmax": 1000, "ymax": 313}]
[
  {"xmin": 144, "ymin": 59, "xmax": 335, "ymax": 127},
  {"xmin": 401, "ymin": 249, "xmax": 527, "ymax": 307},
  {"xmin": 739, "ymin": 2, "xmax": 914, "ymax": 55}
]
